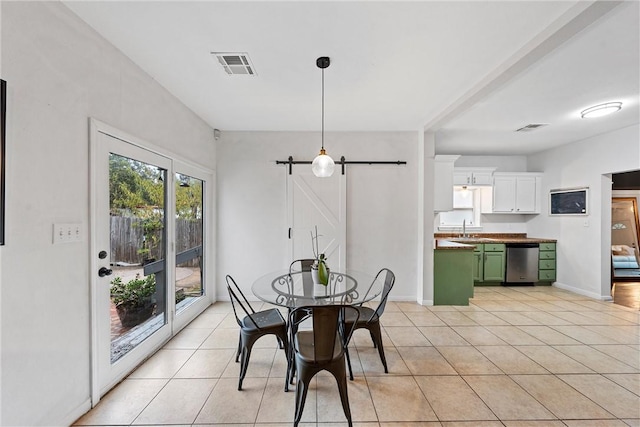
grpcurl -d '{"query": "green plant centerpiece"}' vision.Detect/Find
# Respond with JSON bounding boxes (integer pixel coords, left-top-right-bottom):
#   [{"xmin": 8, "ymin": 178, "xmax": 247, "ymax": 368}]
[
  {"xmin": 311, "ymin": 226, "xmax": 330, "ymax": 287},
  {"xmin": 110, "ymin": 273, "xmax": 157, "ymax": 327}
]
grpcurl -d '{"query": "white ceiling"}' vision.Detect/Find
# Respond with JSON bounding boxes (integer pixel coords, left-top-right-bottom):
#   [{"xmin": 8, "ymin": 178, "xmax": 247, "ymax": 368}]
[{"xmin": 63, "ymin": 1, "xmax": 639, "ymax": 156}]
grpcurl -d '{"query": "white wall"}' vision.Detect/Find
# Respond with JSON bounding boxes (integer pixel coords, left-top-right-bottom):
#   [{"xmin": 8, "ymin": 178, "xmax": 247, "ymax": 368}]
[
  {"xmin": 217, "ymin": 131, "xmax": 420, "ymax": 302},
  {"xmin": 528, "ymin": 124, "xmax": 640, "ymax": 299},
  {"xmin": 0, "ymin": 2, "xmax": 4, "ymax": 424},
  {"xmin": 455, "ymin": 155, "xmax": 528, "ymax": 172},
  {"xmin": 1, "ymin": 2, "xmax": 214, "ymax": 425}
]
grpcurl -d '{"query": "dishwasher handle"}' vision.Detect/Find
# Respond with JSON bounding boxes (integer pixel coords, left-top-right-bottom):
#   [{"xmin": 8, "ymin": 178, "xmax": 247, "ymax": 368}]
[{"xmin": 505, "ymin": 242, "xmax": 540, "ymax": 248}]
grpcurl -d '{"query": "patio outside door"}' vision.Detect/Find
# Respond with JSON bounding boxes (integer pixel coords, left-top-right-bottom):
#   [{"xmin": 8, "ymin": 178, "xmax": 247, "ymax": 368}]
[{"xmin": 91, "ymin": 123, "xmax": 173, "ymax": 401}]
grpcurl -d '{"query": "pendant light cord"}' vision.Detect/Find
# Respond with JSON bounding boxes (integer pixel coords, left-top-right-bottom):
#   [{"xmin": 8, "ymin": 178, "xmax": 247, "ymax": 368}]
[{"xmin": 321, "ymin": 66, "xmax": 325, "ymax": 151}]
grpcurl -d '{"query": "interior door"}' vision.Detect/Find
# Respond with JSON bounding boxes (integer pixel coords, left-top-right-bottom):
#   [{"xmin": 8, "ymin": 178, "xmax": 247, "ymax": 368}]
[
  {"xmin": 287, "ymin": 168, "xmax": 346, "ymax": 271},
  {"xmin": 90, "ymin": 122, "xmax": 173, "ymax": 402}
]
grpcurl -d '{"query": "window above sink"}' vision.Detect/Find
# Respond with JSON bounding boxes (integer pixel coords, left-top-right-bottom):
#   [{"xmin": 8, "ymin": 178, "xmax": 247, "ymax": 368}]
[{"xmin": 438, "ymin": 186, "xmax": 483, "ymax": 231}]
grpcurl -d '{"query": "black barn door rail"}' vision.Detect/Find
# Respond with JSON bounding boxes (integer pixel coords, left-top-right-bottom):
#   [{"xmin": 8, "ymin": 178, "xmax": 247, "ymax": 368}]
[{"xmin": 276, "ymin": 156, "xmax": 407, "ymax": 175}]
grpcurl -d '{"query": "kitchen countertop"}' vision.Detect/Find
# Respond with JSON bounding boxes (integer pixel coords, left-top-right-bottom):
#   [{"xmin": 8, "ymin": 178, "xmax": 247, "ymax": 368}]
[{"xmin": 434, "ymin": 233, "xmax": 557, "ymax": 250}]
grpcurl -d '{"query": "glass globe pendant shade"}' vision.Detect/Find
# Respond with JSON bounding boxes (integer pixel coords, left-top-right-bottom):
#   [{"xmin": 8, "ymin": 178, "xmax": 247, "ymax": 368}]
[{"xmin": 312, "ymin": 148, "xmax": 335, "ymax": 177}]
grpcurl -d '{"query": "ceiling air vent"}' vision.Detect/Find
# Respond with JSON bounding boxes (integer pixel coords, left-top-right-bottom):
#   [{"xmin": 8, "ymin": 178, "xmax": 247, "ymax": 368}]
[
  {"xmin": 515, "ymin": 123, "xmax": 549, "ymax": 132},
  {"xmin": 212, "ymin": 52, "xmax": 256, "ymax": 76}
]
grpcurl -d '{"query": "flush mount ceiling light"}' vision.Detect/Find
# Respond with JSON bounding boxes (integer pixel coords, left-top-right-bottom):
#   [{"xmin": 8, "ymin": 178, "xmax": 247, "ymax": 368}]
[
  {"xmin": 580, "ymin": 102, "xmax": 622, "ymax": 119},
  {"xmin": 311, "ymin": 57, "xmax": 335, "ymax": 178}
]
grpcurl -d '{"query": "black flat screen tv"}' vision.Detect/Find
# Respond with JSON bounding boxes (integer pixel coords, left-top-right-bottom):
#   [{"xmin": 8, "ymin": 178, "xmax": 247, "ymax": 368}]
[{"xmin": 550, "ymin": 187, "xmax": 588, "ymax": 215}]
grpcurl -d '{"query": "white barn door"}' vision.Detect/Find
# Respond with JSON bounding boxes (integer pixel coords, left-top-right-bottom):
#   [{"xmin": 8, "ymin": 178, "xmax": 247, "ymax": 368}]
[{"xmin": 287, "ymin": 168, "xmax": 346, "ymax": 271}]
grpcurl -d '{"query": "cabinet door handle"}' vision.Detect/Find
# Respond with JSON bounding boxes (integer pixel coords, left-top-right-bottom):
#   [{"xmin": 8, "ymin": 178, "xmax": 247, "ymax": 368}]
[{"xmin": 472, "ymin": 176, "xmax": 476, "ymax": 184}]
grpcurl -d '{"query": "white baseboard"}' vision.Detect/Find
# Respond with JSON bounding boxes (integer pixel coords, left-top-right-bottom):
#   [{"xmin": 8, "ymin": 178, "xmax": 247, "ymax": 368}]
[
  {"xmin": 61, "ymin": 398, "xmax": 92, "ymax": 426},
  {"xmin": 553, "ymin": 281, "xmax": 610, "ymax": 301}
]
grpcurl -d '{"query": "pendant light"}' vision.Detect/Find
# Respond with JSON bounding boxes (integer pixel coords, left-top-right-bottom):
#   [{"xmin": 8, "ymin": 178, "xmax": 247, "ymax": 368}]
[{"xmin": 311, "ymin": 56, "xmax": 335, "ymax": 177}]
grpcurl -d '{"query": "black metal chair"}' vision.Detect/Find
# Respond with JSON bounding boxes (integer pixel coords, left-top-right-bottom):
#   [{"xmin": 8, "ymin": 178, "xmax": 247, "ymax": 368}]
[
  {"xmin": 226, "ymin": 275, "xmax": 288, "ymax": 390},
  {"xmin": 280, "ymin": 258, "xmax": 317, "ymax": 389},
  {"xmin": 344, "ymin": 268, "xmax": 395, "ymax": 380},
  {"xmin": 288, "ymin": 258, "xmax": 316, "ymax": 293},
  {"xmin": 289, "ymin": 258, "xmax": 316, "ymax": 273},
  {"xmin": 289, "ymin": 305, "xmax": 359, "ymax": 427}
]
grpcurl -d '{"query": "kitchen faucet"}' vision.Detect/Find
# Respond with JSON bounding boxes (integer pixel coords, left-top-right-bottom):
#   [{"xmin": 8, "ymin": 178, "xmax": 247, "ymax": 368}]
[{"xmin": 462, "ymin": 219, "xmax": 467, "ymax": 238}]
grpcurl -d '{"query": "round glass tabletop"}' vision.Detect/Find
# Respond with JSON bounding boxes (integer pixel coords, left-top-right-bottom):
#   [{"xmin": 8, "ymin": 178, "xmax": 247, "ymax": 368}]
[{"xmin": 252, "ymin": 269, "xmax": 384, "ymax": 308}]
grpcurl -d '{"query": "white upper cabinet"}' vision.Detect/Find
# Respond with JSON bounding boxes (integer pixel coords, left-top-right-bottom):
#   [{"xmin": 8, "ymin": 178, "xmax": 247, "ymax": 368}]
[
  {"xmin": 492, "ymin": 173, "xmax": 541, "ymax": 213},
  {"xmin": 453, "ymin": 167, "xmax": 495, "ymax": 186},
  {"xmin": 434, "ymin": 155, "xmax": 460, "ymax": 212}
]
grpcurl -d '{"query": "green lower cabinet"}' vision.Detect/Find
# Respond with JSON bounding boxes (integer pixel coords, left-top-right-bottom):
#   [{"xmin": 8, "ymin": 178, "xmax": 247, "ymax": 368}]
[
  {"xmin": 538, "ymin": 242, "xmax": 556, "ymax": 284},
  {"xmin": 484, "ymin": 251, "xmax": 506, "ymax": 281},
  {"xmin": 539, "ymin": 269, "xmax": 556, "ymax": 281},
  {"xmin": 474, "ymin": 243, "xmax": 505, "ymax": 284},
  {"xmin": 434, "ymin": 249, "xmax": 474, "ymax": 305}
]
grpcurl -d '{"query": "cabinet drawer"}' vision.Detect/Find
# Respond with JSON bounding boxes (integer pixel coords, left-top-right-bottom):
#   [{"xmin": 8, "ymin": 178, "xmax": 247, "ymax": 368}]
[
  {"xmin": 539, "ymin": 242, "xmax": 556, "ymax": 251},
  {"xmin": 539, "ymin": 251, "xmax": 555, "ymax": 260},
  {"xmin": 539, "ymin": 259, "xmax": 555, "ymax": 270},
  {"xmin": 539, "ymin": 269, "xmax": 556, "ymax": 281},
  {"xmin": 484, "ymin": 243, "xmax": 505, "ymax": 252},
  {"xmin": 473, "ymin": 244, "xmax": 483, "ymax": 253}
]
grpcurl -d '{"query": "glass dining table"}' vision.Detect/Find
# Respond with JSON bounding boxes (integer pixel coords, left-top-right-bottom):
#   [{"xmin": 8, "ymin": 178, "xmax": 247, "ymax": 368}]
[{"xmin": 252, "ymin": 268, "xmax": 384, "ymax": 308}]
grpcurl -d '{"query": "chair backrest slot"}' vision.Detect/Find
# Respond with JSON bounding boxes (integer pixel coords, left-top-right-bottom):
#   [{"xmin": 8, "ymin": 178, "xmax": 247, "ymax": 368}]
[
  {"xmin": 289, "ymin": 258, "xmax": 316, "ymax": 273},
  {"xmin": 289, "ymin": 258, "xmax": 316, "ymax": 296}
]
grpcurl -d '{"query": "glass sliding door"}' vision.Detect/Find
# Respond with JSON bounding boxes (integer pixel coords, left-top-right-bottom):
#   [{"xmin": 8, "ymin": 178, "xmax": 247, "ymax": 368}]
[
  {"xmin": 175, "ymin": 173, "xmax": 204, "ymax": 314},
  {"xmin": 109, "ymin": 153, "xmax": 168, "ymax": 363}
]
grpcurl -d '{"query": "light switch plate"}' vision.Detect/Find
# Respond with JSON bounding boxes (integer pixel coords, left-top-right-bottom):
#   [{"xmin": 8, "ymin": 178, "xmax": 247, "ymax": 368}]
[{"xmin": 53, "ymin": 223, "xmax": 82, "ymax": 244}]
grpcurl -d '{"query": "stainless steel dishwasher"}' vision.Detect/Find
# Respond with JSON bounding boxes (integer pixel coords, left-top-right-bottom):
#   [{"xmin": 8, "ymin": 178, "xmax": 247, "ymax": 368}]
[{"xmin": 505, "ymin": 243, "xmax": 540, "ymax": 284}]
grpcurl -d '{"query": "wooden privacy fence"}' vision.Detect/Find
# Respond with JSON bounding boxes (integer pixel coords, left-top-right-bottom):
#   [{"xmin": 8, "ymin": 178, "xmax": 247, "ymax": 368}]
[{"xmin": 110, "ymin": 216, "xmax": 202, "ymax": 266}]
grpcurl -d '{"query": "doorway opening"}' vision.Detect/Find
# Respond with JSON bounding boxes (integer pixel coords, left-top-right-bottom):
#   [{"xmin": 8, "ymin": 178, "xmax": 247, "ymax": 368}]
[{"xmin": 611, "ymin": 170, "xmax": 640, "ymax": 310}]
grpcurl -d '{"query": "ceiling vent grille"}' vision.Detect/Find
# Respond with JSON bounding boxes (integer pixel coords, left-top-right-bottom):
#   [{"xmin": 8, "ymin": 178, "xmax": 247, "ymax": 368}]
[
  {"xmin": 212, "ymin": 52, "xmax": 256, "ymax": 76},
  {"xmin": 515, "ymin": 123, "xmax": 549, "ymax": 132}
]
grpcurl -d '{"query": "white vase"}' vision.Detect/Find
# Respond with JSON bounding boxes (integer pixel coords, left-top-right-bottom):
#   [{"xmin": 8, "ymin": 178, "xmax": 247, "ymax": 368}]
[
  {"xmin": 313, "ymin": 283, "xmax": 328, "ymax": 298},
  {"xmin": 311, "ymin": 266, "xmax": 330, "ymax": 298}
]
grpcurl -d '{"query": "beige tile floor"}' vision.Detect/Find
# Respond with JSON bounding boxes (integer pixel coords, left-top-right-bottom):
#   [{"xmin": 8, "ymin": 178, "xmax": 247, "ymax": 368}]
[{"xmin": 75, "ymin": 286, "xmax": 640, "ymax": 427}]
